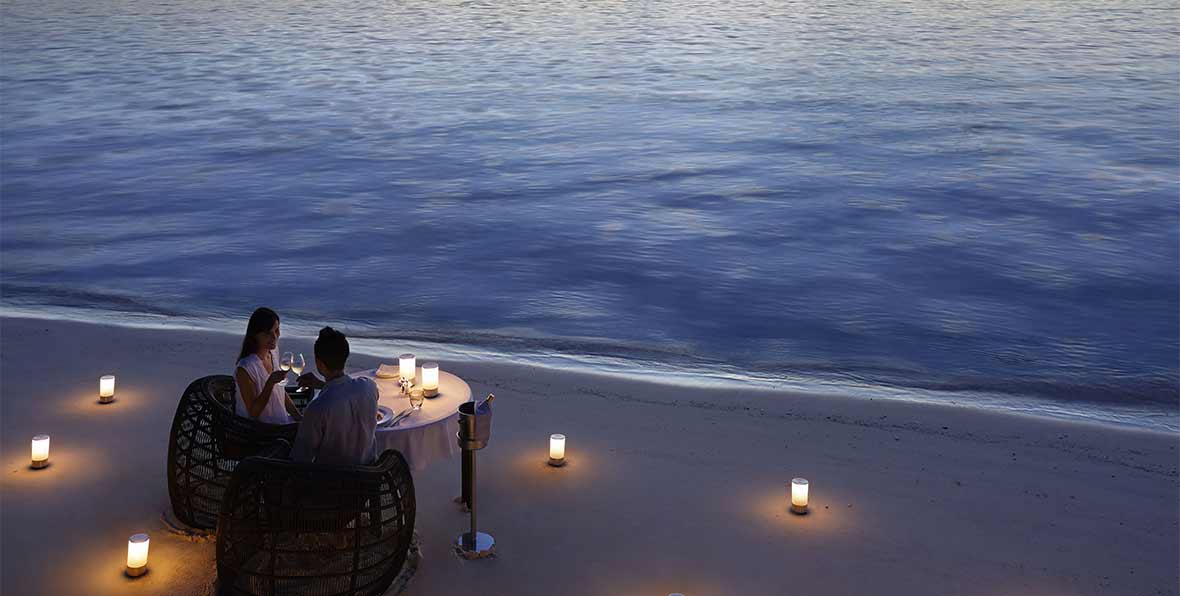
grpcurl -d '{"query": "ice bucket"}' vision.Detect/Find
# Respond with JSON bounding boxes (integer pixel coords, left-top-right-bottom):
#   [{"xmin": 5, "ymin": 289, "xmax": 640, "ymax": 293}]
[{"xmin": 457, "ymin": 401, "xmax": 492, "ymax": 450}]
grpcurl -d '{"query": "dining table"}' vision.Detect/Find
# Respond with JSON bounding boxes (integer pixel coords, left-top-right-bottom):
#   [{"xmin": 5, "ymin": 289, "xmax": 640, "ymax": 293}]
[{"xmin": 353, "ymin": 366, "xmax": 472, "ymax": 472}]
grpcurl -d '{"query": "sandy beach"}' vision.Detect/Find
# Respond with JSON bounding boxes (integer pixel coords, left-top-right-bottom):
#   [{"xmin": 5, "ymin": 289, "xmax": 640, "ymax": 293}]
[{"xmin": 1, "ymin": 315, "xmax": 1176, "ymax": 596}]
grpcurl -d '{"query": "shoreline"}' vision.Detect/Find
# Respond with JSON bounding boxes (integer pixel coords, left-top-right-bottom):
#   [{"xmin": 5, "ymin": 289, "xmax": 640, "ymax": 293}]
[
  {"xmin": 1, "ymin": 304, "xmax": 1175, "ymax": 433},
  {"xmin": 1, "ymin": 315, "xmax": 1177, "ymax": 595}
]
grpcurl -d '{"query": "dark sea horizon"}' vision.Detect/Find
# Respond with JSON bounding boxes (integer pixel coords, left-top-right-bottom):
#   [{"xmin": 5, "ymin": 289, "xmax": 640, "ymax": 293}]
[{"xmin": 2, "ymin": 0, "xmax": 1177, "ymax": 430}]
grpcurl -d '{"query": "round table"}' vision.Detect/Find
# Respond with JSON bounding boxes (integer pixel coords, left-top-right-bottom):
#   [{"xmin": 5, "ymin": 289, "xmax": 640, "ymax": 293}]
[{"xmin": 354, "ymin": 367, "xmax": 471, "ymax": 472}]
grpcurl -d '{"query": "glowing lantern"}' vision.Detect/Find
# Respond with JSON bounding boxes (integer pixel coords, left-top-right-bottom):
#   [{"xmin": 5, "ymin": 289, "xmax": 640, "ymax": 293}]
[
  {"xmin": 421, "ymin": 362, "xmax": 439, "ymax": 397},
  {"xmin": 30, "ymin": 435, "xmax": 50, "ymax": 469},
  {"xmin": 398, "ymin": 354, "xmax": 416, "ymax": 381},
  {"xmin": 126, "ymin": 533, "xmax": 149, "ymax": 577},
  {"xmin": 548, "ymin": 434, "xmax": 566, "ymax": 467},
  {"xmin": 791, "ymin": 478, "xmax": 809, "ymax": 514},
  {"xmin": 99, "ymin": 375, "xmax": 116, "ymax": 403}
]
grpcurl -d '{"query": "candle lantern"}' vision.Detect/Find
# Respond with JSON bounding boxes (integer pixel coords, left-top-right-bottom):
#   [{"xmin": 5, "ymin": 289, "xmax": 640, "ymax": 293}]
[
  {"xmin": 125, "ymin": 533, "xmax": 150, "ymax": 577},
  {"xmin": 791, "ymin": 478, "xmax": 809, "ymax": 514},
  {"xmin": 398, "ymin": 354, "xmax": 416, "ymax": 382},
  {"xmin": 30, "ymin": 435, "xmax": 50, "ymax": 469},
  {"xmin": 548, "ymin": 433, "xmax": 566, "ymax": 467},
  {"xmin": 99, "ymin": 375, "xmax": 116, "ymax": 403},
  {"xmin": 421, "ymin": 362, "xmax": 439, "ymax": 397}
]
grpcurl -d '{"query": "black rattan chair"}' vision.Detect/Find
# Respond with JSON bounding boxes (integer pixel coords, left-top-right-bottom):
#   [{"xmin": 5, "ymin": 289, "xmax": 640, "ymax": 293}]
[
  {"xmin": 167, "ymin": 375, "xmax": 299, "ymax": 529},
  {"xmin": 216, "ymin": 448, "xmax": 416, "ymax": 596},
  {"xmin": 286, "ymin": 385, "xmax": 315, "ymax": 410}
]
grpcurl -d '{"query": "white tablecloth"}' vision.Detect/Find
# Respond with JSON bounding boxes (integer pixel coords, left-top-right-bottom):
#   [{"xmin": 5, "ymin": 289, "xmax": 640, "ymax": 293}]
[{"xmin": 354, "ymin": 367, "xmax": 471, "ymax": 472}]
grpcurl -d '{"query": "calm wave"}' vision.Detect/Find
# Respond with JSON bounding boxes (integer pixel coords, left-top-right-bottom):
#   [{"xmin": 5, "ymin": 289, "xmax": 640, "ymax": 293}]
[{"xmin": 2, "ymin": 0, "xmax": 1177, "ymax": 429}]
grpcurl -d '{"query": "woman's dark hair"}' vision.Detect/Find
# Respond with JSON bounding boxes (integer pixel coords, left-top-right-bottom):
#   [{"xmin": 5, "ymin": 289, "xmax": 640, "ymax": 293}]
[
  {"xmin": 238, "ymin": 307, "xmax": 280, "ymax": 360},
  {"xmin": 315, "ymin": 326, "xmax": 350, "ymax": 371}
]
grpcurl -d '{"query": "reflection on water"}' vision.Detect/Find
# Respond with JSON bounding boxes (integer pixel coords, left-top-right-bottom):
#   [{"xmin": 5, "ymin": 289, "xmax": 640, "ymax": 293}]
[{"xmin": 1, "ymin": 0, "xmax": 1177, "ymax": 427}]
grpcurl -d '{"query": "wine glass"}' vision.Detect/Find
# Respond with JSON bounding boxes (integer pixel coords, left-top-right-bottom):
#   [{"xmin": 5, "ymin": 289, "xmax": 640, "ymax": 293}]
[
  {"xmin": 280, "ymin": 352, "xmax": 293, "ymax": 385},
  {"xmin": 292, "ymin": 353, "xmax": 306, "ymax": 377},
  {"xmin": 409, "ymin": 388, "xmax": 424, "ymax": 411}
]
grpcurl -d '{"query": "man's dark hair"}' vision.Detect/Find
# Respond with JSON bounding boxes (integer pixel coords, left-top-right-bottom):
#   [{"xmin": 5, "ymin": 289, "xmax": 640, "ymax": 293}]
[{"xmin": 315, "ymin": 326, "xmax": 350, "ymax": 371}]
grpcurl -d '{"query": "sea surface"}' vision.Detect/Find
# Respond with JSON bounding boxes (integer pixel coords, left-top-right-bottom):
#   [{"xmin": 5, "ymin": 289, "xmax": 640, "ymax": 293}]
[{"xmin": 2, "ymin": 0, "xmax": 1177, "ymax": 430}]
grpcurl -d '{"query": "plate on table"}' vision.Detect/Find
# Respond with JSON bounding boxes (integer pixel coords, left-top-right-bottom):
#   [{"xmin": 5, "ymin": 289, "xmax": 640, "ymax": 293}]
[
  {"xmin": 377, "ymin": 405, "xmax": 395, "ymax": 426},
  {"xmin": 375, "ymin": 364, "xmax": 400, "ymax": 379}
]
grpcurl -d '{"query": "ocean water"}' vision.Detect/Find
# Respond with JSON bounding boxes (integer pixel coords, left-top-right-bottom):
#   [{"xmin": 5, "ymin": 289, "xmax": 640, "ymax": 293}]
[{"xmin": 2, "ymin": 0, "xmax": 1177, "ymax": 430}]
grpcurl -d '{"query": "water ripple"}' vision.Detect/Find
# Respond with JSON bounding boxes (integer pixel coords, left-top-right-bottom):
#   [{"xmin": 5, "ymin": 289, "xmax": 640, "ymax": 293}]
[{"xmin": 1, "ymin": 0, "xmax": 1177, "ymax": 424}]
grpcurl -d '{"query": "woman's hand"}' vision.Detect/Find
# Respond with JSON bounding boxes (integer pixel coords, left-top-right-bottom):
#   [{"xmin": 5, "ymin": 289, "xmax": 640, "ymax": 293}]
[{"xmin": 267, "ymin": 369, "xmax": 289, "ymax": 387}]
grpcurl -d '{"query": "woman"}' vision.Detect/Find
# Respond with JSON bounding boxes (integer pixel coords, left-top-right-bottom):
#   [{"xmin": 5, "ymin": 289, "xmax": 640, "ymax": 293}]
[{"xmin": 234, "ymin": 307, "xmax": 301, "ymax": 424}]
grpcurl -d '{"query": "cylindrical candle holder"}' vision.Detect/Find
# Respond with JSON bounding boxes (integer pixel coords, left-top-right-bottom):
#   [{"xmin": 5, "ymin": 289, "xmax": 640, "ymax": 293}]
[
  {"xmin": 99, "ymin": 375, "xmax": 116, "ymax": 404},
  {"xmin": 421, "ymin": 362, "xmax": 439, "ymax": 397},
  {"xmin": 791, "ymin": 478, "xmax": 809, "ymax": 514},
  {"xmin": 399, "ymin": 354, "xmax": 416, "ymax": 382},
  {"xmin": 548, "ymin": 433, "xmax": 566, "ymax": 467},
  {"xmin": 30, "ymin": 435, "xmax": 50, "ymax": 469},
  {"xmin": 126, "ymin": 533, "xmax": 149, "ymax": 577}
]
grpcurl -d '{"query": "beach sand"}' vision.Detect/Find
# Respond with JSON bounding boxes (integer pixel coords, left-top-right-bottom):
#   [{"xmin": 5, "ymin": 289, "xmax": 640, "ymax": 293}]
[{"xmin": 1, "ymin": 315, "xmax": 1176, "ymax": 595}]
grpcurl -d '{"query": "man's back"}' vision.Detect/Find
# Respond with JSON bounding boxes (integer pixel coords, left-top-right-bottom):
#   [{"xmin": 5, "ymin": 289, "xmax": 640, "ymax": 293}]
[{"xmin": 290, "ymin": 375, "xmax": 378, "ymax": 466}]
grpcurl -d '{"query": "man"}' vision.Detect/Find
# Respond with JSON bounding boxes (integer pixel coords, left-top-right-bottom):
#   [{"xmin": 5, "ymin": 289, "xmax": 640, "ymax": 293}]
[{"xmin": 291, "ymin": 327, "xmax": 378, "ymax": 465}]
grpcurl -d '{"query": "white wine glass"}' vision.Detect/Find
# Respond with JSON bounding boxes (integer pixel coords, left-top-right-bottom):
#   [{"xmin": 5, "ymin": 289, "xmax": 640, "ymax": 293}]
[
  {"xmin": 292, "ymin": 353, "xmax": 306, "ymax": 377},
  {"xmin": 280, "ymin": 352, "xmax": 294, "ymax": 386}
]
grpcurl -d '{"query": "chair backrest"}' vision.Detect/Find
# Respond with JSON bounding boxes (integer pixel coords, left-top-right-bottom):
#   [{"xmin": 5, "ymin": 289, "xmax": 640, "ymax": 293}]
[
  {"xmin": 216, "ymin": 449, "xmax": 416, "ymax": 596},
  {"xmin": 167, "ymin": 375, "xmax": 299, "ymax": 530},
  {"xmin": 204, "ymin": 376, "xmax": 298, "ymax": 459},
  {"xmin": 286, "ymin": 385, "xmax": 315, "ymax": 410},
  {"xmin": 208, "ymin": 374, "xmax": 238, "ymax": 408}
]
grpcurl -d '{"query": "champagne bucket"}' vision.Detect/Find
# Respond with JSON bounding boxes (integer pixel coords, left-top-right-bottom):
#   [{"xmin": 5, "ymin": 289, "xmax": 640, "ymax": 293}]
[{"xmin": 457, "ymin": 401, "xmax": 491, "ymax": 450}]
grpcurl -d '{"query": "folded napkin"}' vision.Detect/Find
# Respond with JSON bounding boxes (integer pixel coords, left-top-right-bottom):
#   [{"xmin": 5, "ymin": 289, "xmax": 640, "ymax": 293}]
[{"xmin": 376, "ymin": 363, "xmax": 400, "ymax": 378}]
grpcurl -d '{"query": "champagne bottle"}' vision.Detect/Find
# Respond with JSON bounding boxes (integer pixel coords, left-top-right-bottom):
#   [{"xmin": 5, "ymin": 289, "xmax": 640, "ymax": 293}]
[{"xmin": 478, "ymin": 393, "xmax": 495, "ymax": 410}]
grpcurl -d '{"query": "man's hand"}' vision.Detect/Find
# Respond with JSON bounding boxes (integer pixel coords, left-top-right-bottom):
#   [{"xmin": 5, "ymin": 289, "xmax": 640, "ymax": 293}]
[{"xmin": 297, "ymin": 373, "xmax": 325, "ymax": 390}]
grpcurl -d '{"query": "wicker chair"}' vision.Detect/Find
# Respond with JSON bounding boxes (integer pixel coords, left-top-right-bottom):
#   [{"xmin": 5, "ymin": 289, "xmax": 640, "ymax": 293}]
[
  {"xmin": 216, "ymin": 448, "xmax": 416, "ymax": 596},
  {"xmin": 167, "ymin": 375, "xmax": 299, "ymax": 529},
  {"xmin": 286, "ymin": 385, "xmax": 316, "ymax": 410}
]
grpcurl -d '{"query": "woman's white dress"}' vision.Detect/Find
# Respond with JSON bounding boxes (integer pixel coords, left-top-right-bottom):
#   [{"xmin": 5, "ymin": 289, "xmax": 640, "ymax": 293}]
[{"xmin": 234, "ymin": 351, "xmax": 293, "ymax": 424}]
